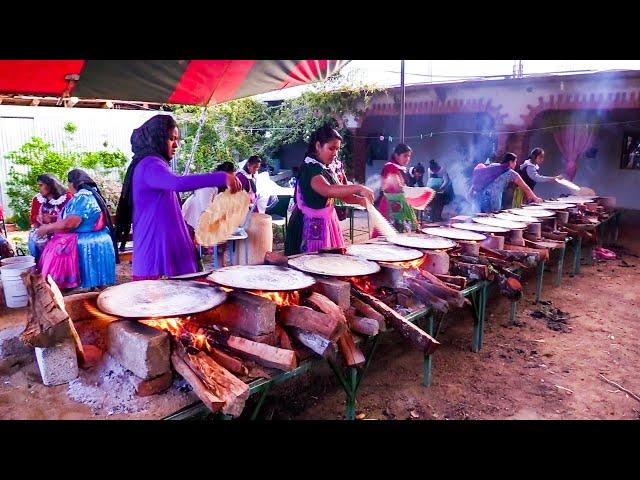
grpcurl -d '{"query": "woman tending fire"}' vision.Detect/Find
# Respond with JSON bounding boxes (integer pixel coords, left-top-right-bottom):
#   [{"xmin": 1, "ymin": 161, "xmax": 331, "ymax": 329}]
[{"xmin": 284, "ymin": 124, "xmax": 374, "ymax": 255}]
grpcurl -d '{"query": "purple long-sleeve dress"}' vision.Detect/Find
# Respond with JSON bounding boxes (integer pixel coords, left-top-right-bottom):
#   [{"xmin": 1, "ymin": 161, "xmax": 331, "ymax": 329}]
[{"xmin": 132, "ymin": 156, "xmax": 228, "ymax": 279}]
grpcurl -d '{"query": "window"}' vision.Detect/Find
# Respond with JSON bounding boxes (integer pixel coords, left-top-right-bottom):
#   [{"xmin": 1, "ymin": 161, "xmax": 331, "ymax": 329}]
[{"xmin": 621, "ymin": 131, "xmax": 640, "ymax": 169}]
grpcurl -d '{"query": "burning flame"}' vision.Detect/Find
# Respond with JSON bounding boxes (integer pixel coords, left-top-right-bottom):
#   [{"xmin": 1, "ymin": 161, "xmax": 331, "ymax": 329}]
[
  {"xmin": 141, "ymin": 316, "xmax": 215, "ymax": 352},
  {"xmin": 392, "ymin": 256, "xmax": 427, "ymax": 269},
  {"xmin": 249, "ymin": 290, "xmax": 300, "ymax": 306},
  {"xmin": 349, "ymin": 276, "xmax": 377, "ymax": 295}
]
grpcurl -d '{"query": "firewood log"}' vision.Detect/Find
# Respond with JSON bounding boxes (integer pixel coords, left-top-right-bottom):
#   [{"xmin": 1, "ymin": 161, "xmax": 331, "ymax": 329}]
[
  {"xmin": 173, "ymin": 344, "xmax": 249, "ymax": 417},
  {"xmin": 209, "ymin": 347, "xmax": 248, "ymax": 376},
  {"xmin": 348, "ymin": 316, "xmax": 380, "ymax": 336},
  {"xmin": 196, "ymin": 326, "xmax": 297, "ymax": 371},
  {"xmin": 434, "ymin": 274, "xmax": 467, "ymax": 289},
  {"xmin": 351, "ymin": 288, "xmax": 440, "ymax": 355},
  {"xmin": 350, "ymin": 296, "xmax": 386, "ymax": 332},
  {"xmin": 274, "ymin": 324, "xmax": 294, "ymax": 350},
  {"xmin": 404, "ymin": 278, "xmax": 450, "ymax": 313},
  {"xmin": 405, "ymin": 274, "xmax": 468, "ymax": 308},
  {"xmin": 288, "ymin": 327, "xmax": 336, "ymax": 358},
  {"xmin": 337, "ymin": 331, "xmax": 365, "ymax": 367},
  {"xmin": 278, "ymin": 305, "xmax": 345, "ymax": 340},
  {"xmin": 451, "ymin": 262, "xmax": 492, "ymax": 281},
  {"xmin": 302, "ymin": 292, "xmax": 347, "ymax": 325},
  {"xmin": 503, "ymin": 244, "xmax": 549, "ymax": 261},
  {"xmin": 498, "ymin": 275, "xmax": 523, "ymax": 301},
  {"xmin": 171, "ymin": 353, "xmax": 224, "ymax": 414}
]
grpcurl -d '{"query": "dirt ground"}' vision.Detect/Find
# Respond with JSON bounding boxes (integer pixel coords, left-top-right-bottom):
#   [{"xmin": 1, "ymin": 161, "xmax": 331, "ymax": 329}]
[{"xmin": 1, "ymin": 215, "xmax": 638, "ymax": 420}]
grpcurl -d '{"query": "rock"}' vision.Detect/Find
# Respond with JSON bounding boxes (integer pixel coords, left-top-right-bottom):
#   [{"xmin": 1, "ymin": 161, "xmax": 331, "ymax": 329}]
[
  {"xmin": 107, "ymin": 321, "xmax": 170, "ymax": 380},
  {"xmin": 35, "ymin": 337, "xmax": 79, "ymax": 386}
]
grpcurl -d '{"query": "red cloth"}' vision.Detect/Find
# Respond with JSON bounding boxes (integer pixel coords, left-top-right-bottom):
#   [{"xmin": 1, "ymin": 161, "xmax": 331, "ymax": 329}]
[{"xmin": 553, "ymin": 126, "xmax": 595, "ymax": 181}]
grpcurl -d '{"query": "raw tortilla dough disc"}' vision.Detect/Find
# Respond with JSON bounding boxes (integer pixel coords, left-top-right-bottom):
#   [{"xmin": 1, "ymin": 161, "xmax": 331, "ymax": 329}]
[
  {"xmin": 196, "ymin": 190, "xmax": 250, "ymax": 246},
  {"xmin": 288, "ymin": 254, "xmax": 381, "ymax": 277},
  {"xmin": 494, "ymin": 212, "xmax": 539, "ymax": 224},
  {"xmin": 208, "ymin": 265, "xmax": 316, "ymax": 291},
  {"xmin": 389, "ymin": 233, "xmax": 458, "ymax": 250},
  {"xmin": 97, "ymin": 280, "xmax": 227, "ymax": 318},
  {"xmin": 346, "ymin": 243, "xmax": 424, "ymax": 263}
]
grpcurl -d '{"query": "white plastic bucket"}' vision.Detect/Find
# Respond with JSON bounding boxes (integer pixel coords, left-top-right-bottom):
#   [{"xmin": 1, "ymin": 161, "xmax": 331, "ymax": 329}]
[
  {"xmin": 0, "ymin": 262, "xmax": 34, "ymax": 308},
  {"xmin": 1, "ymin": 255, "xmax": 35, "ymax": 266}
]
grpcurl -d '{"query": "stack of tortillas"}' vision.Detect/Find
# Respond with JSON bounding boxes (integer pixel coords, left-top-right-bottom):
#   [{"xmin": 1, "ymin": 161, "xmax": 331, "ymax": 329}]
[{"xmin": 196, "ymin": 190, "xmax": 250, "ymax": 246}]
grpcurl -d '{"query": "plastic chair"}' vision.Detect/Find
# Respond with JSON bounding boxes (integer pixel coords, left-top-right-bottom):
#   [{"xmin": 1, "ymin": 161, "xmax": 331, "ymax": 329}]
[{"xmin": 265, "ymin": 195, "xmax": 291, "ymax": 238}]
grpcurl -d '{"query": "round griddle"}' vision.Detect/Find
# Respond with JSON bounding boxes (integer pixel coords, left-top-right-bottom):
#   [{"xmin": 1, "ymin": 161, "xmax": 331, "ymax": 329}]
[
  {"xmin": 473, "ymin": 217, "xmax": 527, "ymax": 229},
  {"xmin": 422, "ymin": 227, "xmax": 486, "ymax": 242},
  {"xmin": 288, "ymin": 253, "xmax": 380, "ymax": 277},
  {"xmin": 509, "ymin": 208, "xmax": 555, "ymax": 218},
  {"xmin": 495, "ymin": 212, "xmax": 540, "ymax": 223},
  {"xmin": 97, "ymin": 280, "xmax": 228, "ymax": 318},
  {"xmin": 169, "ymin": 269, "xmax": 214, "ymax": 280},
  {"xmin": 389, "ymin": 233, "xmax": 458, "ymax": 250},
  {"xmin": 346, "ymin": 243, "xmax": 423, "ymax": 263},
  {"xmin": 208, "ymin": 265, "xmax": 316, "ymax": 291},
  {"xmin": 538, "ymin": 202, "xmax": 574, "ymax": 210},
  {"xmin": 560, "ymin": 196, "xmax": 596, "ymax": 204},
  {"xmin": 452, "ymin": 222, "xmax": 509, "ymax": 233}
]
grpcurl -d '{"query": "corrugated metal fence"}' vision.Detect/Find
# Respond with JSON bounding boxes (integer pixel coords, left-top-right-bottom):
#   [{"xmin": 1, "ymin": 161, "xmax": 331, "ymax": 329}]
[{"xmin": 0, "ymin": 106, "xmax": 160, "ymax": 216}]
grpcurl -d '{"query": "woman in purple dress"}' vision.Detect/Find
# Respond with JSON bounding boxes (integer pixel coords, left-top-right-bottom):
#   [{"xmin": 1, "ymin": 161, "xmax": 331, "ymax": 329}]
[{"xmin": 115, "ymin": 115, "xmax": 241, "ymax": 280}]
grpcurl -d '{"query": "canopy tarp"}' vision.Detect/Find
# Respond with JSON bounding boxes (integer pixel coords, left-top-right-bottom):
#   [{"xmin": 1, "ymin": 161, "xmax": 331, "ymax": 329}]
[{"xmin": 0, "ymin": 60, "xmax": 350, "ymax": 105}]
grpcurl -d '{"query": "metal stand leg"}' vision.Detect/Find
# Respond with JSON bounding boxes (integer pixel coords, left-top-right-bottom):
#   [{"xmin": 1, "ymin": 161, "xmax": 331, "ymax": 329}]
[
  {"xmin": 349, "ymin": 207, "xmax": 354, "ymax": 244},
  {"xmin": 423, "ymin": 314, "xmax": 434, "ymax": 387},
  {"xmin": 555, "ymin": 247, "xmax": 565, "ymax": 287},
  {"xmin": 510, "ymin": 301, "xmax": 518, "ymax": 324},
  {"xmin": 229, "ymin": 240, "xmax": 235, "ymax": 266},
  {"xmin": 250, "ymin": 385, "xmax": 272, "ymax": 420},
  {"xmin": 213, "ymin": 245, "xmax": 219, "ymax": 269},
  {"xmin": 535, "ymin": 260, "xmax": 545, "ymax": 304},
  {"xmin": 573, "ymin": 236, "xmax": 582, "ymax": 275}
]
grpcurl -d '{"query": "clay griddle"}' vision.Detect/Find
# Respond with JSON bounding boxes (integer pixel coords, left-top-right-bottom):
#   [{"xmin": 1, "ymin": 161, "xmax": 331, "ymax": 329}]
[
  {"xmin": 509, "ymin": 208, "xmax": 555, "ymax": 218},
  {"xmin": 288, "ymin": 253, "xmax": 381, "ymax": 277},
  {"xmin": 494, "ymin": 212, "xmax": 539, "ymax": 224},
  {"xmin": 347, "ymin": 243, "xmax": 423, "ymax": 263},
  {"xmin": 390, "ymin": 233, "xmax": 458, "ymax": 250},
  {"xmin": 97, "ymin": 280, "xmax": 228, "ymax": 318},
  {"xmin": 208, "ymin": 265, "xmax": 316, "ymax": 291},
  {"xmin": 473, "ymin": 217, "xmax": 527, "ymax": 229},
  {"xmin": 538, "ymin": 202, "xmax": 575, "ymax": 210},
  {"xmin": 422, "ymin": 227, "xmax": 486, "ymax": 242},
  {"xmin": 452, "ymin": 222, "xmax": 509, "ymax": 233}
]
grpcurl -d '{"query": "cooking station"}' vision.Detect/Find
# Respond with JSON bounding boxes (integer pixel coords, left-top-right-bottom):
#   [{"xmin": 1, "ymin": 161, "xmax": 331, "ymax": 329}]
[{"xmin": 0, "ymin": 195, "xmax": 620, "ymax": 420}]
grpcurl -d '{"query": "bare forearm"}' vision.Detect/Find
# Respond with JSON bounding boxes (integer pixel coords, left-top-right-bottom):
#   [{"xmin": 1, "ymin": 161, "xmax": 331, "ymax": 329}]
[{"xmin": 515, "ymin": 175, "xmax": 536, "ymax": 200}]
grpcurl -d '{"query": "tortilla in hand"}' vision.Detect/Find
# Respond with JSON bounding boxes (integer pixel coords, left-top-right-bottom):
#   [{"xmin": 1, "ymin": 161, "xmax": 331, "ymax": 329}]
[{"xmin": 196, "ymin": 190, "xmax": 250, "ymax": 246}]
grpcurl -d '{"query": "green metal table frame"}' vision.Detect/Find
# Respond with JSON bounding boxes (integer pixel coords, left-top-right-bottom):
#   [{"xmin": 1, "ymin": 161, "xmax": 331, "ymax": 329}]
[
  {"xmin": 346, "ymin": 204, "xmax": 370, "ymax": 244},
  {"xmin": 507, "ymin": 259, "xmax": 546, "ymax": 324},
  {"xmin": 422, "ymin": 280, "xmax": 489, "ymax": 387}
]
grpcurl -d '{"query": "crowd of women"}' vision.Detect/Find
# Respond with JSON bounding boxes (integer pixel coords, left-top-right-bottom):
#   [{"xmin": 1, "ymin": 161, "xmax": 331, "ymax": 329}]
[{"xmin": 0, "ymin": 113, "xmax": 563, "ymax": 293}]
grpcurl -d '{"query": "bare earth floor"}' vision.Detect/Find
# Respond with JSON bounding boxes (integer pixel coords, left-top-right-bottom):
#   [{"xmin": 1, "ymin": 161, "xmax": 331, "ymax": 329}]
[{"xmin": 1, "ymin": 214, "xmax": 638, "ymax": 420}]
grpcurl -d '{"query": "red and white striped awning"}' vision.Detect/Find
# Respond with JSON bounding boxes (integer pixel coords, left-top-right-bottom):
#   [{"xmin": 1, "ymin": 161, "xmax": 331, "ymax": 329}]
[{"xmin": 0, "ymin": 60, "xmax": 350, "ymax": 105}]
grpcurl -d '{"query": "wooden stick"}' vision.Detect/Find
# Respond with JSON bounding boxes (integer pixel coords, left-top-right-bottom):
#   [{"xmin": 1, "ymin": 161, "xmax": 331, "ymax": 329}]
[
  {"xmin": 351, "ymin": 287, "xmax": 440, "ymax": 355},
  {"xmin": 209, "ymin": 347, "xmax": 248, "ymax": 376},
  {"xmin": 348, "ymin": 316, "xmax": 379, "ymax": 336},
  {"xmin": 434, "ymin": 274, "xmax": 467, "ymax": 289},
  {"xmin": 288, "ymin": 327, "xmax": 335, "ymax": 358},
  {"xmin": 279, "ymin": 305, "xmax": 344, "ymax": 340},
  {"xmin": 599, "ymin": 374, "xmax": 640, "ymax": 403},
  {"xmin": 337, "ymin": 331, "xmax": 365, "ymax": 367},
  {"xmin": 351, "ymin": 296, "xmax": 386, "ymax": 332}
]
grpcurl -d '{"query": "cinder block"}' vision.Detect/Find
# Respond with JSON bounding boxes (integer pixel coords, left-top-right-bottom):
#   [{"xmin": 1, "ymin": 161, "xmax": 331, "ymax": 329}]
[
  {"xmin": 107, "ymin": 321, "xmax": 170, "ymax": 380},
  {"xmin": 215, "ymin": 291, "xmax": 276, "ymax": 337},
  {"xmin": 35, "ymin": 337, "xmax": 79, "ymax": 386},
  {"xmin": 311, "ymin": 277, "xmax": 351, "ymax": 310}
]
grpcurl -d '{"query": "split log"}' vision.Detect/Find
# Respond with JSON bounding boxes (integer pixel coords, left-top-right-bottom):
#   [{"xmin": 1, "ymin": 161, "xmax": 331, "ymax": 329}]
[
  {"xmin": 171, "ymin": 353, "xmax": 224, "ymax": 414},
  {"xmin": 404, "ymin": 278, "xmax": 449, "ymax": 313},
  {"xmin": 406, "ymin": 273, "xmax": 468, "ymax": 308},
  {"xmin": 172, "ymin": 345, "xmax": 249, "ymax": 416},
  {"xmin": 279, "ymin": 305, "xmax": 344, "ymax": 340},
  {"xmin": 302, "ymin": 292, "xmax": 347, "ymax": 325},
  {"xmin": 458, "ymin": 241, "xmax": 480, "ymax": 256},
  {"xmin": 209, "ymin": 347, "xmax": 248, "ymax": 376},
  {"xmin": 524, "ymin": 239, "xmax": 564, "ymax": 250},
  {"xmin": 351, "ymin": 288, "xmax": 440, "ymax": 355},
  {"xmin": 492, "ymin": 248, "xmax": 539, "ymax": 266},
  {"xmin": 432, "ymin": 274, "xmax": 467, "ymax": 289},
  {"xmin": 542, "ymin": 230, "xmax": 568, "ymax": 241},
  {"xmin": 196, "ymin": 326, "xmax": 297, "ymax": 371},
  {"xmin": 350, "ymin": 296, "xmax": 386, "ymax": 332},
  {"xmin": 274, "ymin": 324, "xmax": 293, "ymax": 350},
  {"xmin": 451, "ymin": 262, "xmax": 491, "ymax": 281},
  {"xmin": 20, "ymin": 273, "xmax": 85, "ymax": 365},
  {"xmin": 288, "ymin": 327, "xmax": 336, "ymax": 358},
  {"xmin": 503, "ymin": 244, "xmax": 549, "ymax": 262},
  {"xmin": 348, "ymin": 316, "xmax": 380, "ymax": 336},
  {"xmin": 337, "ymin": 331, "xmax": 365, "ymax": 367}
]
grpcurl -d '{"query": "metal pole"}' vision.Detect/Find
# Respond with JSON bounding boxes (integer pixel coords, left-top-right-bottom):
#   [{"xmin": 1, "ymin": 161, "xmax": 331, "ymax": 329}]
[
  {"xmin": 400, "ymin": 60, "xmax": 406, "ymax": 143},
  {"xmin": 182, "ymin": 106, "xmax": 208, "ymax": 176}
]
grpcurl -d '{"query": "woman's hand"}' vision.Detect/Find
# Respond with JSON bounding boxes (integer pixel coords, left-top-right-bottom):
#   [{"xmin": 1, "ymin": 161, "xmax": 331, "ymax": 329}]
[
  {"xmin": 554, "ymin": 175, "xmax": 564, "ymax": 181},
  {"xmin": 42, "ymin": 213, "xmax": 56, "ymax": 224},
  {"xmin": 357, "ymin": 185, "xmax": 375, "ymax": 204},
  {"xmin": 226, "ymin": 173, "xmax": 242, "ymax": 193},
  {"xmin": 531, "ymin": 195, "xmax": 543, "ymax": 204},
  {"xmin": 35, "ymin": 224, "xmax": 49, "ymax": 238}
]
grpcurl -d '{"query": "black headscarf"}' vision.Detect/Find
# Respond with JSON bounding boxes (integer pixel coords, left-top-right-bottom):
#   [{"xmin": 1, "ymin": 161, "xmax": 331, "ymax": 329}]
[
  {"xmin": 67, "ymin": 169, "xmax": 120, "ymax": 264},
  {"xmin": 115, "ymin": 114, "xmax": 178, "ymax": 250}
]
